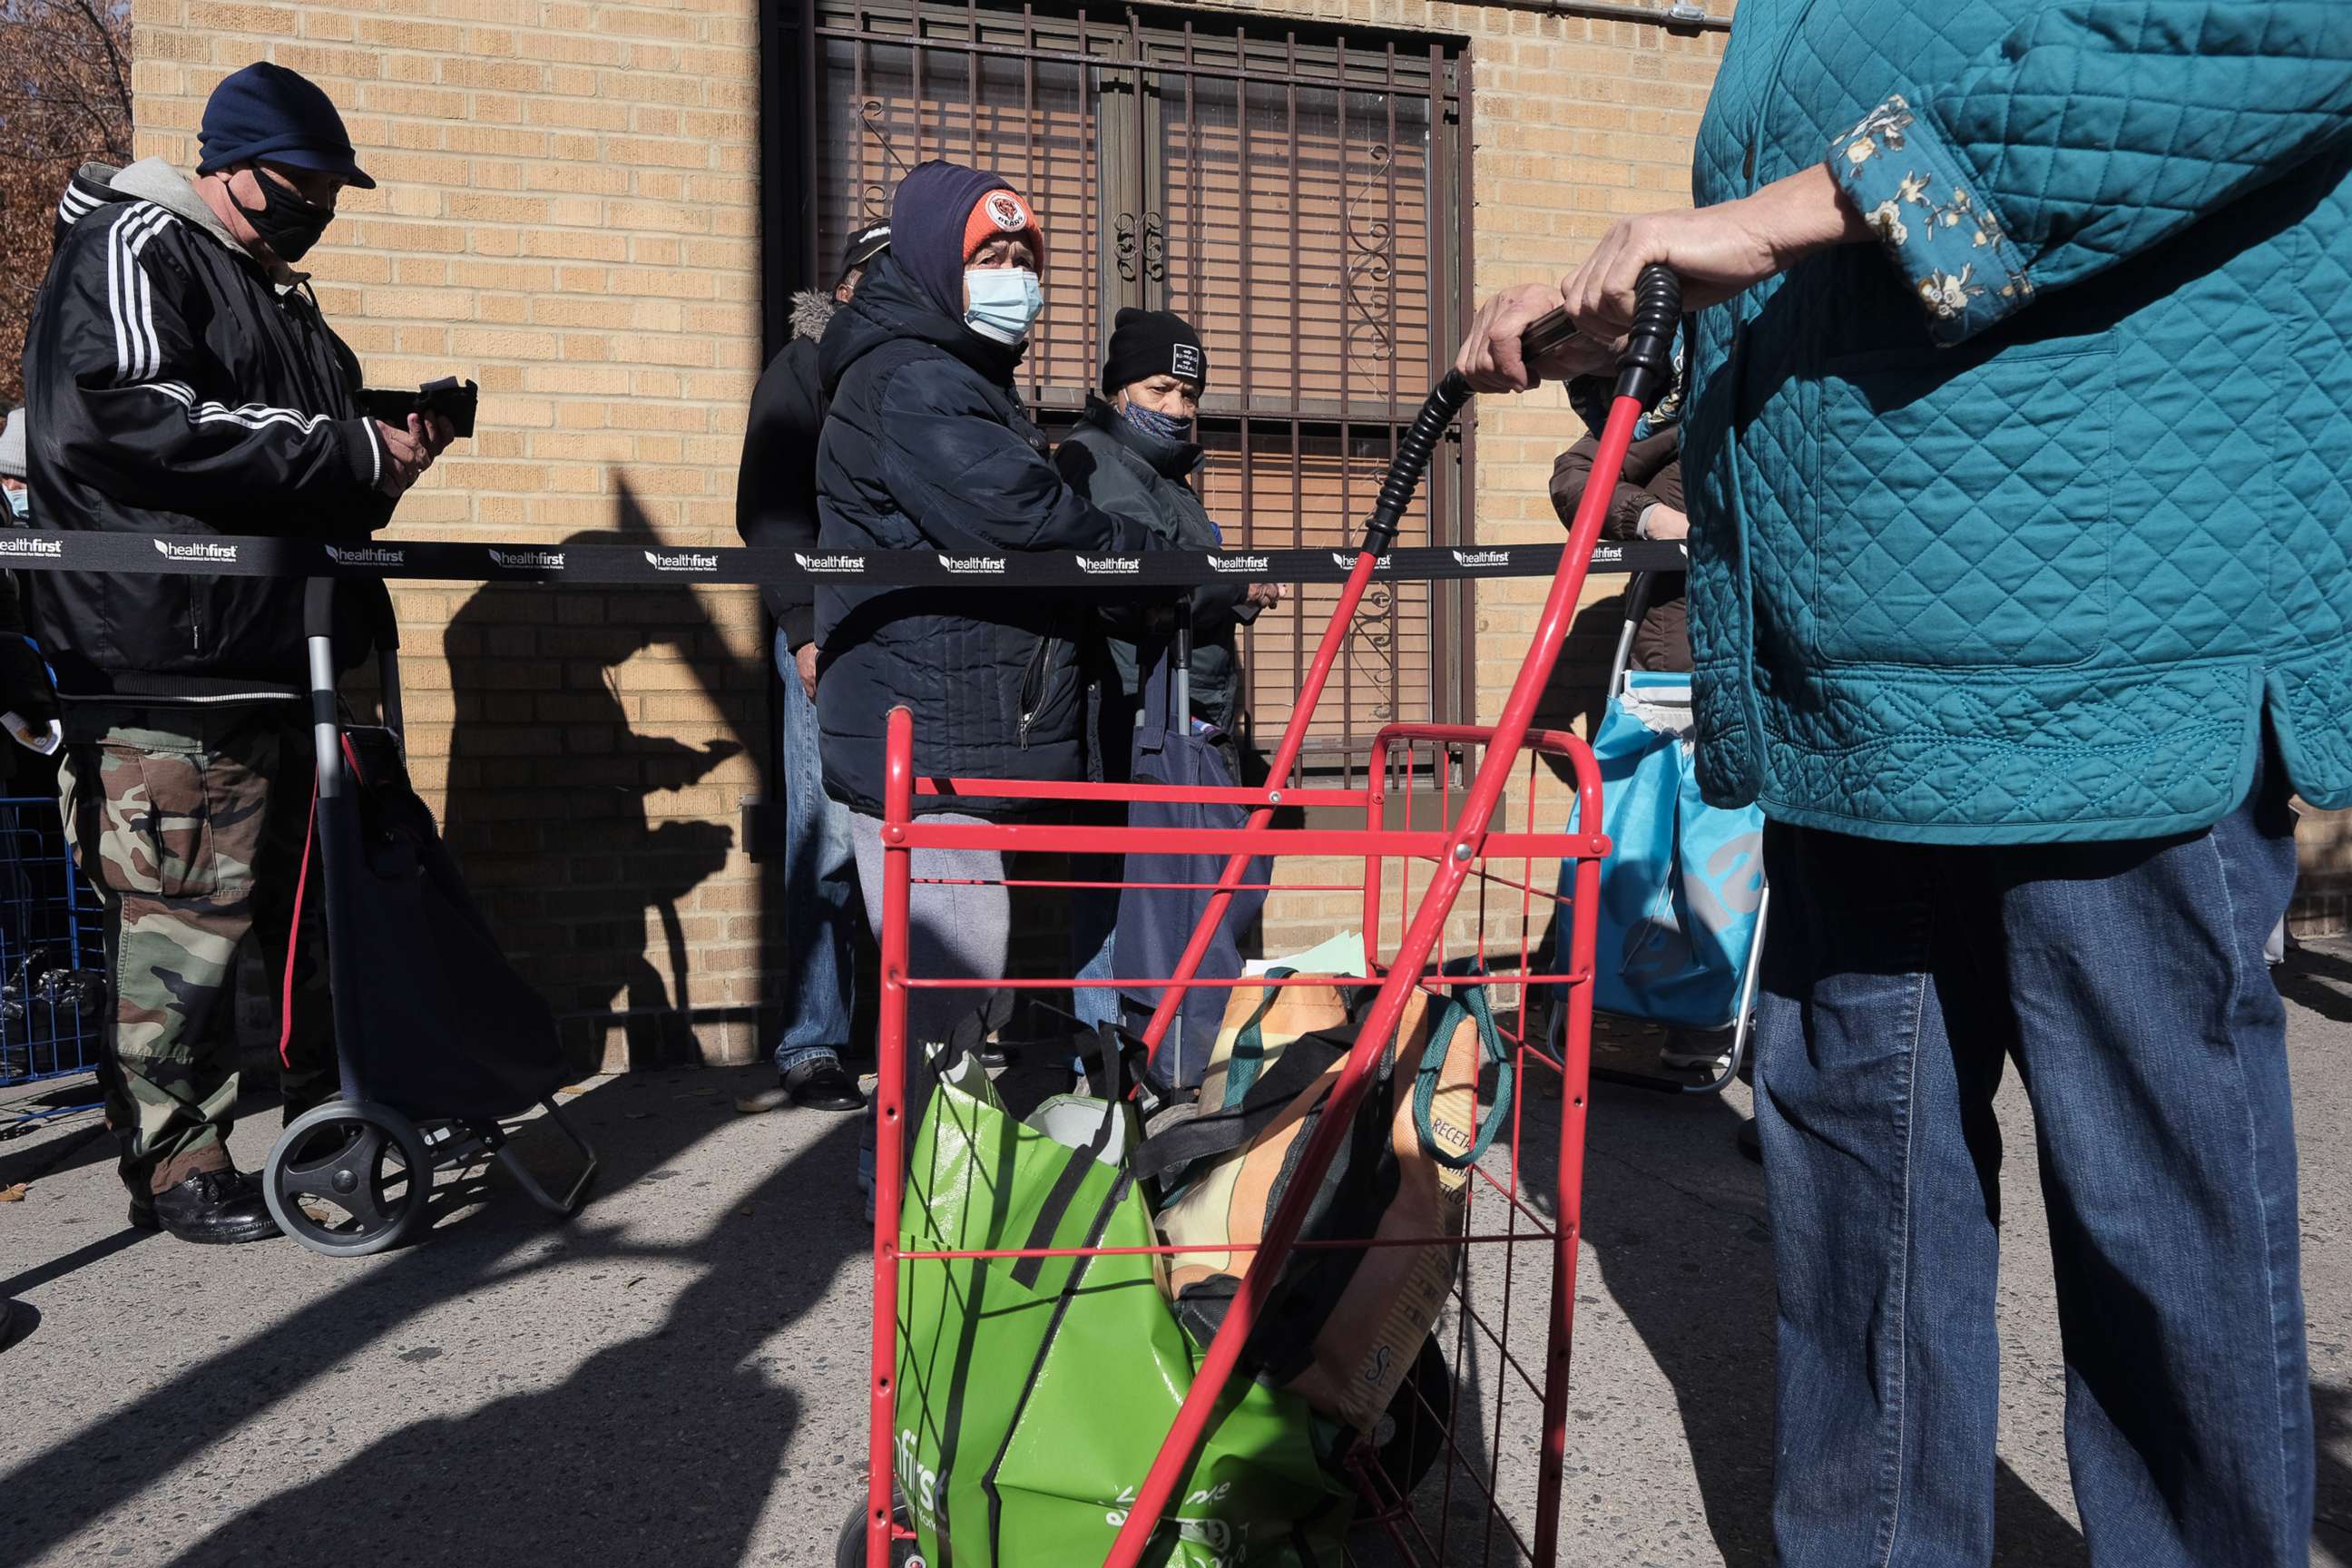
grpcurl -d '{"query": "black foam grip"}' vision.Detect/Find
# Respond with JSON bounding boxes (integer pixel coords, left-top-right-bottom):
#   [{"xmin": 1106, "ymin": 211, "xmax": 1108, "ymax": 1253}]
[
  {"xmin": 1612, "ymin": 264, "xmax": 1682, "ymax": 412},
  {"xmin": 1363, "ymin": 368, "xmax": 1471, "ymax": 551}
]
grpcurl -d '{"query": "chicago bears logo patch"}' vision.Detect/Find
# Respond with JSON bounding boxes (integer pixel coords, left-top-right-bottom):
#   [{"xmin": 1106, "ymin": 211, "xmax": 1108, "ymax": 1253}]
[{"xmin": 985, "ymin": 191, "xmax": 1028, "ymax": 231}]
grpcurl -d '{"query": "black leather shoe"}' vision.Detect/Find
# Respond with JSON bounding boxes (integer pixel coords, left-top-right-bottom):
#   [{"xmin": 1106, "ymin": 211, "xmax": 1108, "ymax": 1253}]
[
  {"xmin": 782, "ymin": 1060, "xmax": 867, "ymax": 1113},
  {"xmin": 146, "ymin": 1169, "xmax": 281, "ymax": 1245},
  {"xmin": 1736, "ymin": 1118, "xmax": 1762, "ymax": 1165}
]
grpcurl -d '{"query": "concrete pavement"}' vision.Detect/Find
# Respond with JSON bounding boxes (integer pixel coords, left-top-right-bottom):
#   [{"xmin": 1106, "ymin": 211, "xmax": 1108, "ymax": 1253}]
[{"xmin": 1, "ymin": 938, "xmax": 2347, "ymax": 1566}]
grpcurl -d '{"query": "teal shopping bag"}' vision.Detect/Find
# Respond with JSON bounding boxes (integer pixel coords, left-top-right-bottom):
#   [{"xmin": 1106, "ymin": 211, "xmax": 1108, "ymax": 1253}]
[{"xmin": 1562, "ymin": 672, "xmax": 1765, "ymax": 1029}]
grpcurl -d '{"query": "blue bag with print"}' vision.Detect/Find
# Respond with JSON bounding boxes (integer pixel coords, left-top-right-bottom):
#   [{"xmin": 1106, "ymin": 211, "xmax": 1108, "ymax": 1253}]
[{"xmin": 1560, "ymin": 671, "xmax": 1765, "ymax": 1029}]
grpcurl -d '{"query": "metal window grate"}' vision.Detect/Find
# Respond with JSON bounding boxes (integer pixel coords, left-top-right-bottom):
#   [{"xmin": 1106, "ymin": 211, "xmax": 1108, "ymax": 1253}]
[{"xmin": 795, "ymin": 0, "xmax": 1475, "ymax": 779}]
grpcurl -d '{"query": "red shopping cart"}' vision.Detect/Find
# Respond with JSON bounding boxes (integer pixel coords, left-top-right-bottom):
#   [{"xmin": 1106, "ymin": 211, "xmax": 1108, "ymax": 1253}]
[{"xmin": 859, "ymin": 269, "xmax": 1685, "ymax": 1566}]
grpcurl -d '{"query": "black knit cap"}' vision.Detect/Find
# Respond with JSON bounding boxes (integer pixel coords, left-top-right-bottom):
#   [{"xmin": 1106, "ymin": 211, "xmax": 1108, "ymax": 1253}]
[
  {"xmin": 196, "ymin": 63, "xmax": 375, "ymax": 190},
  {"xmin": 1101, "ymin": 308, "xmax": 1207, "ymax": 395}
]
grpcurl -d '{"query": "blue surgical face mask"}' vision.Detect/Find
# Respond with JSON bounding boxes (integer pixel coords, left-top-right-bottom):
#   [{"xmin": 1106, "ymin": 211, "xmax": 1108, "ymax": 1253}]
[
  {"xmin": 3, "ymin": 488, "xmax": 25, "ymax": 522},
  {"xmin": 1117, "ymin": 400, "xmax": 1193, "ymax": 444},
  {"xmin": 964, "ymin": 267, "xmax": 1044, "ymax": 345}
]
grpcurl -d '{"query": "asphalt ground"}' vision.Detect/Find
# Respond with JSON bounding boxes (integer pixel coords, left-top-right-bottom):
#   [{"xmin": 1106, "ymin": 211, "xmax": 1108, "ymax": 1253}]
[{"xmin": 1, "ymin": 937, "xmax": 2346, "ymax": 1566}]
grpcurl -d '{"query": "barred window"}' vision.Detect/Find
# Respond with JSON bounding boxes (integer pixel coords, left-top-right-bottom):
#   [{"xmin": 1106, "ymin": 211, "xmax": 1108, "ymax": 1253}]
[{"xmin": 772, "ymin": 0, "xmax": 1475, "ymax": 771}]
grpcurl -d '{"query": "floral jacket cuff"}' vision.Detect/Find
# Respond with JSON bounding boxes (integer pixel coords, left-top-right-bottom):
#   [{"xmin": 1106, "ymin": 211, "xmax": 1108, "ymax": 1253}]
[{"xmin": 1828, "ymin": 94, "xmax": 2035, "ymax": 347}]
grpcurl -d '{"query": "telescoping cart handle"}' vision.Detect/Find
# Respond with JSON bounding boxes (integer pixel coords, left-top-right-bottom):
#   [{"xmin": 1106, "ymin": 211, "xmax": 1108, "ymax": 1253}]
[
  {"xmin": 302, "ymin": 575, "xmax": 408, "ymax": 756},
  {"xmin": 1103, "ymin": 265, "xmax": 1684, "ymax": 1568}
]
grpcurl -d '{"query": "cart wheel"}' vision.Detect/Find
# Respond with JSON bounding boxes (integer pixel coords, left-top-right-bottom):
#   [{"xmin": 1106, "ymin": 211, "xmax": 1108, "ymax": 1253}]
[
  {"xmin": 1368, "ymin": 1335, "xmax": 1454, "ymax": 1502},
  {"xmin": 263, "ymin": 1100, "xmax": 436, "ymax": 1258},
  {"xmin": 834, "ymin": 1494, "xmax": 924, "ymax": 1568}
]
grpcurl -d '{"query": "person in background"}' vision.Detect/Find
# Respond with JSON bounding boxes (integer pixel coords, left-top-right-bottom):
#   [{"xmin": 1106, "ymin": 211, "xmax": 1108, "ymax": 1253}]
[
  {"xmin": 0, "ymin": 410, "xmax": 61, "ymax": 781},
  {"xmin": 1553, "ymin": 368, "xmax": 1689, "ymax": 674},
  {"xmin": 1458, "ymin": 5, "xmax": 2347, "ymax": 1562},
  {"xmin": 0, "ymin": 409, "xmax": 35, "ymax": 1348},
  {"xmin": 22, "ymin": 64, "xmax": 450, "ymax": 1245},
  {"xmin": 1054, "ymin": 308, "xmax": 1277, "ymax": 1038},
  {"xmin": 731, "ymin": 221, "xmax": 891, "ymax": 1115},
  {"xmin": 814, "ymin": 160, "xmax": 1159, "ymax": 1092},
  {"xmin": 0, "ymin": 408, "xmax": 27, "ymax": 520},
  {"xmin": 1551, "ymin": 370, "xmax": 1737, "ymax": 1082}
]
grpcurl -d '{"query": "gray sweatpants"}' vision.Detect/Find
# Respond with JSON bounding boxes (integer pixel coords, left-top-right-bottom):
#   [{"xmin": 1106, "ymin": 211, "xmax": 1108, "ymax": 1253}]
[{"xmin": 848, "ymin": 809, "xmax": 1010, "ymax": 1055}]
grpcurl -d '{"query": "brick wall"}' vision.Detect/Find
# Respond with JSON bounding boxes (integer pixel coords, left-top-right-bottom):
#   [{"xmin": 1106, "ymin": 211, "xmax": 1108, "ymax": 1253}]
[
  {"xmin": 123, "ymin": 0, "xmax": 2337, "ymax": 1073},
  {"xmin": 131, "ymin": 0, "xmax": 772, "ymax": 1069}
]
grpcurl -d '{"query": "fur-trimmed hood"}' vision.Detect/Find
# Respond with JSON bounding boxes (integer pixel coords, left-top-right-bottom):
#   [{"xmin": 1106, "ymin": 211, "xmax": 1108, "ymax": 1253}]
[{"xmin": 789, "ymin": 289, "xmax": 838, "ymax": 343}]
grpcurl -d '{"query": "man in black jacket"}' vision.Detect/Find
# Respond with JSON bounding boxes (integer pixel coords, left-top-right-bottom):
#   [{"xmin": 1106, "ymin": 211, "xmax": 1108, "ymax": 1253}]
[
  {"xmin": 732, "ymin": 222, "xmax": 887, "ymax": 1113},
  {"xmin": 21, "ymin": 63, "xmax": 452, "ymax": 1244}
]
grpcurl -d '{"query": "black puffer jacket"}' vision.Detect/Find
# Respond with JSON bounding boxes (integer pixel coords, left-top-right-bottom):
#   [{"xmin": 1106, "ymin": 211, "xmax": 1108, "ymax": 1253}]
[
  {"xmin": 22, "ymin": 159, "xmax": 396, "ymax": 700},
  {"xmin": 813, "ymin": 253, "xmax": 1153, "ymax": 817},
  {"xmin": 734, "ymin": 289, "xmax": 837, "ymax": 641}
]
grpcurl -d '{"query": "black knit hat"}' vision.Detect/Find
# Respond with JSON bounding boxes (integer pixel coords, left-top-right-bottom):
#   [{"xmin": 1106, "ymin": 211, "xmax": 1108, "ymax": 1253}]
[
  {"xmin": 196, "ymin": 63, "xmax": 375, "ymax": 190},
  {"xmin": 1101, "ymin": 308, "xmax": 1206, "ymax": 395}
]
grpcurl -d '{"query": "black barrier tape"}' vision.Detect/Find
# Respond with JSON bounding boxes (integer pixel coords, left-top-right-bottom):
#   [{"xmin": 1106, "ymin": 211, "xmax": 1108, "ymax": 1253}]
[{"xmin": 0, "ymin": 533, "xmax": 1690, "ymax": 586}]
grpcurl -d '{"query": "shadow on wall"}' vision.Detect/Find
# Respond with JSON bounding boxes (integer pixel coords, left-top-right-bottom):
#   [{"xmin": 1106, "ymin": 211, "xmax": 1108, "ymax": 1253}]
[{"xmin": 440, "ymin": 481, "xmax": 764, "ymax": 1070}]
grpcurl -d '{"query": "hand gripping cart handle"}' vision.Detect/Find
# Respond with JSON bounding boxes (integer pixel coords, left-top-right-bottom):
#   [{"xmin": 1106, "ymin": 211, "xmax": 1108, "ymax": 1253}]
[{"xmin": 252, "ymin": 578, "xmax": 597, "ymax": 1259}]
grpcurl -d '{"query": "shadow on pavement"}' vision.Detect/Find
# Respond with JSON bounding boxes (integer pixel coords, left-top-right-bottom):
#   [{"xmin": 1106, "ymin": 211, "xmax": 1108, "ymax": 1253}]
[
  {"xmin": 0, "ymin": 1067, "xmax": 867, "ymax": 1568},
  {"xmin": 1516, "ymin": 1075, "xmax": 2091, "ymax": 1567}
]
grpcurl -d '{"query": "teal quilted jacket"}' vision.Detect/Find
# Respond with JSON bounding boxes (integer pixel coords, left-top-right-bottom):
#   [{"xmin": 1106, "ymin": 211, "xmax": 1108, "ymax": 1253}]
[{"xmin": 1681, "ymin": 0, "xmax": 2352, "ymax": 843}]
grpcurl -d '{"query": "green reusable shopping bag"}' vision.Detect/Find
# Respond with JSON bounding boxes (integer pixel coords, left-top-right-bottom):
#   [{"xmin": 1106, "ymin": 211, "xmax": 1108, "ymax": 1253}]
[{"xmin": 894, "ymin": 1054, "xmax": 1355, "ymax": 1567}]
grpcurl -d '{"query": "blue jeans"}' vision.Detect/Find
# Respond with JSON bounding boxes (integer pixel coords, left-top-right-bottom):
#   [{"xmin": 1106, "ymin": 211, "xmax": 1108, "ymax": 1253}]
[
  {"xmin": 1070, "ymin": 881, "xmax": 1121, "ymax": 1039},
  {"xmin": 1757, "ymin": 743, "xmax": 2309, "ymax": 1567},
  {"xmin": 772, "ymin": 631, "xmax": 857, "ymax": 1075}
]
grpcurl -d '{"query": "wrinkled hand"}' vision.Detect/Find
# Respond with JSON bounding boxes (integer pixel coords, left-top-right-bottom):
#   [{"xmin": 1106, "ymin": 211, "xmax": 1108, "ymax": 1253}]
[
  {"xmin": 1643, "ymin": 505, "xmax": 1690, "ymax": 543},
  {"xmin": 793, "ymin": 640, "xmax": 819, "ymax": 701},
  {"xmin": 376, "ymin": 416, "xmax": 436, "ymax": 497},
  {"xmin": 1455, "ymin": 165, "xmax": 1869, "ymax": 395},
  {"xmin": 1244, "ymin": 582, "xmax": 1283, "ymax": 611},
  {"xmin": 1455, "ymin": 283, "xmax": 1602, "ymax": 393}
]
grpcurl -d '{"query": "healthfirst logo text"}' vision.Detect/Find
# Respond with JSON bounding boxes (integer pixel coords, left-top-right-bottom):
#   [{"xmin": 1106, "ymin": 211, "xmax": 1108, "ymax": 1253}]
[
  {"xmin": 152, "ymin": 538, "xmax": 238, "ymax": 564},
  {"xmin": 1450, "ymin": 549, "xmax": 1510, "ymax": 568},
  {"xmin": 643, "ymin": 549, "xmax": 720, "ymax": 573},
  {"xmin": 1075, "ymin": 554, "xmax": 1141, "ymax": 575},
  {"xmin": 323, "ymin": 544, "xmax": 406, "ymax": 568},
  {"xmin": 487, "ymin": 547, "xmax": 566, "ymax": 571},
  {"xmin": 793, "ymin": 551, "xmax": 866, "ymax": 573},
  {"xmin": 0, "ymin": 536, "xmax": 64, "ymax": 558},
  {"xmin": 936, "ymin": 553, "xmax": 1007, "ymax": 575},
  {"xmin": 1206, "ymin": 554, "xmax": 1269, "ymax": 573},
  {"xmin": 1329, "ymin": 551, "xmax": 1391, "ymax": 570}
]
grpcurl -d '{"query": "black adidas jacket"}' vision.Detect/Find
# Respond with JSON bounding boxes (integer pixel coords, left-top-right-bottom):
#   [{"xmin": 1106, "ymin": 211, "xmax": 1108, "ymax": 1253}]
[{"xmin": 22, "ymin": 159, "xmax": 397, "ymax": 700}]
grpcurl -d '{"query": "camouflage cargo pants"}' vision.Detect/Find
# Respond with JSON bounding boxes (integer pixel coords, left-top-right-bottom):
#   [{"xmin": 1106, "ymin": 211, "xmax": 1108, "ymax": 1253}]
[{"xmin": 58, "ymin": 705, "xmax": 331, "ymax": 1196}]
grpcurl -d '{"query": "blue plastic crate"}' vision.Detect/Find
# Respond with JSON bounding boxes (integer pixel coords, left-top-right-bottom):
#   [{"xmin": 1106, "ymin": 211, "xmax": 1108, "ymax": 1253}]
[{"xmin": 0, "ymin": 796, "xmax": 107, "ymax": 1099}]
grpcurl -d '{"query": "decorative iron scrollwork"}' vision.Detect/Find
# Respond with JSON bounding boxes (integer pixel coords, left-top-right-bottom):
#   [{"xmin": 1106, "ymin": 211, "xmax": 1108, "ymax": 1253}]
[
  {"xmin": 1113, "ymin": 211, "xmax": 1167, "ymax": 284},
  {"xmin": 858, "ymin": 97, "xmax": 909, "ymax": 219},
  {"xmin": 1341, "ymin": 144, "xmax": 1398, "ymax": 375}
]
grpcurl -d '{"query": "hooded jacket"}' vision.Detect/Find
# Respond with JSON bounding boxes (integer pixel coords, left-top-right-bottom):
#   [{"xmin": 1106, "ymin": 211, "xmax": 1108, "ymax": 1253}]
[
  {"xmin": 735, "ymin": 289, "xmax": 838, "ymax": 641},
  {"xmin": 811, "ymin": 249, "xmax": 1153, "ymax": 817},
  {"xmin": 1055, "ymin": 396, "xmax": 1257, "ymax": 733},
  {"xmin": 22, "ymin": 158, "xmax": 395, "ymax": 700}
]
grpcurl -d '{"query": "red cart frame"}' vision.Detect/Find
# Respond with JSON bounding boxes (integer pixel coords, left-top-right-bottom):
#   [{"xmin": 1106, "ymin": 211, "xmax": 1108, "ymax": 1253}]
[{"xmin": 864, "ymin": 278, "xmax": 1681, "ymax": 1566}]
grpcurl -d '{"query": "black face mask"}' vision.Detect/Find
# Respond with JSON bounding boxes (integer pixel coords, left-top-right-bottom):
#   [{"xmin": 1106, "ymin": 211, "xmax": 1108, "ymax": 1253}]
[{"xmin": 230, "ymin": 169, "xmax": 335, "ymax": 265}]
